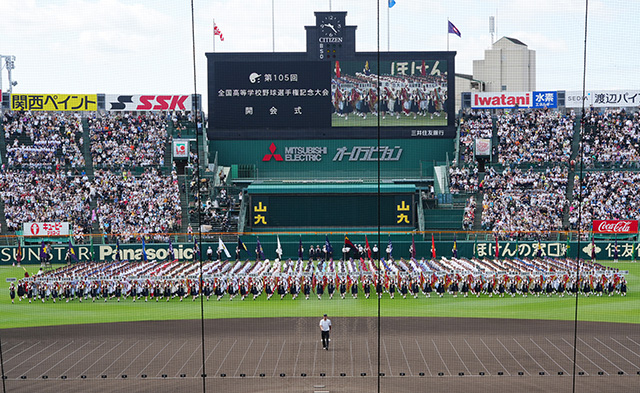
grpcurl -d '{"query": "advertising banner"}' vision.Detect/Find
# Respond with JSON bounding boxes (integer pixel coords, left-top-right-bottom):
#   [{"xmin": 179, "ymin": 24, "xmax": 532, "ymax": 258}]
[
  {"xmin": 105, "ymin": 94, "xmax": 193, "ymax": 111},
  {"xmin": 592, "ymin": 220, "xmax": 638, "ymax": 234},
  {"xmin": 173, "ymin": 140, "xmax": 189, "ymax": 158},
  {"xmin": 564, "ymin": 90, "xmax": 640, "ymax": 108},
  {"xmin": 11, "ymin": 94, "xmax": 97, "ymax": 111},
  {"xmin": 0, "ymin": 239, "xmax": 638, "ymax": 264},
  {"xmin": 471, "ymin": 91, "xmax": 557, "ymax": 109},
  {"xmin": 23, "ymin": 222, "xmax": 70, "ymax": 237},
  {"xmin": 474, "ymin": 138, "xmax": 491, "ymax": 157}
]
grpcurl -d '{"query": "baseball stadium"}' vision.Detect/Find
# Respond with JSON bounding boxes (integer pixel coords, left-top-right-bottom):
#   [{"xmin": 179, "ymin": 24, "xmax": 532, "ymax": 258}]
[{"xmin": 1, "ymin": 2, "xmax": 640, "ymax": 393}]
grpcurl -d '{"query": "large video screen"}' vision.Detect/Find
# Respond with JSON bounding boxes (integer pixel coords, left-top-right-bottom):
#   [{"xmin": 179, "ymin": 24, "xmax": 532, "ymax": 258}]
[{"xmin": 207, "ymin": 52, "xmax": 455, "ymax": 139}]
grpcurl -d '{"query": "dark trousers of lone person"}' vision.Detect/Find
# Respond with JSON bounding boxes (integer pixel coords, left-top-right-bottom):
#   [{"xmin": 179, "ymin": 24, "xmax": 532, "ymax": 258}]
[{"xmin": 321, "ymin": 330, "xmax": 330, "ymax": 349}]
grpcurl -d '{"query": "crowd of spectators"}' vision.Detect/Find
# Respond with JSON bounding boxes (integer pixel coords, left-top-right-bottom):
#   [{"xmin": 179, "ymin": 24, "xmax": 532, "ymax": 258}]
[
  {"xmin": 496, "ymin": 110, "xmax": 575, "ymax": 165},
  {"xmin": 569, "ymin": 171, "xmax": 640, "ymax": 232},
  {"xmin": 581, "ymin": 108, "xmax": 640, "ymax": 166},
  {"xmin": 458, "ymin": 110, "xmax": 493, "ymax": 164},
  {"xmin": 94, "ymin": 168, "xmax": 181, "ymax": 242},
  {"xmin": 88, "ymin": 112, "xmax": 168, "ymax": 167},
  {"xmin": 462, "ymin": 196, "xmax": 476, "ymax": 230},
  {"xmin": 0, "ymin": 170, "xmax": 93, "ymax": 238},
  {"xmin": 449, "ymin": 166, "xmax": 478, "ymax": 194},
  {"xmin": 480, "ymin": 166, "xmax": 568, "ymax": 238},
  {"xmin": 3, "ymin": 112, "xmax": 85, "ymax": 169}
]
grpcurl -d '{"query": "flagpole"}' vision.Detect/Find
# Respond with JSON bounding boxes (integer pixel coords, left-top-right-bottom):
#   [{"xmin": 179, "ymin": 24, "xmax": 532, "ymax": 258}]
[
  {"xmin": 447, "ymin": 18, "xmax": 449, "ymax": 51},
  {"xmin": 213, "ymin": 19, "xmax": 216, "ymax": 52},
  {"xmin": 272, "ymin": 0, "xmax": 275, "ymax": 52},
  {"xmin": 387, "ymin": 3, "xmax": 390, "ymax": 51}
]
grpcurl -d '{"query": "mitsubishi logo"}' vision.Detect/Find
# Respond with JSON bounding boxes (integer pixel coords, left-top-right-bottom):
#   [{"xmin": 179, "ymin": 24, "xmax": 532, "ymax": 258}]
[{"xmin": 263, "ymin": 143, "xmax": 283, "ymax": 162}]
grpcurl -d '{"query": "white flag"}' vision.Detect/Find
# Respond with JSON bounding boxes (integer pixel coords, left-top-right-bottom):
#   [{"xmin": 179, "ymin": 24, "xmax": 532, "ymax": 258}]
[
  {"xmin": 276, "ymin": 235, "xmax": 283, "ymax": 258},
  {"xmin": 218, "ymin": 237, "xmax": 231, "ymax": 258}
]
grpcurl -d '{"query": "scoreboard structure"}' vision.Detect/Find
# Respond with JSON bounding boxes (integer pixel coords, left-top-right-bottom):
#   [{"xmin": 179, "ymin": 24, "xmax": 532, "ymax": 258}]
[
  {"xmin": 206, "ymin": 11, "xmax": 456, "ymax": 140},
  {"xmin": 206, "ymin": 11, "xmax": 456, "ymax": 229}
]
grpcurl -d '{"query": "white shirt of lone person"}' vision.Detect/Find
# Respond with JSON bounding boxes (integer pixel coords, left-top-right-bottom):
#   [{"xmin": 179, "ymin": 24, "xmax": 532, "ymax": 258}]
[{"xmin": 319, "ymin": 316, "xmax": 331, "ymax": 331}]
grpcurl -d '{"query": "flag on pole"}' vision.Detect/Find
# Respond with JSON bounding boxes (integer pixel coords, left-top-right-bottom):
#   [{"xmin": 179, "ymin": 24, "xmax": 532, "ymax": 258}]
[
  {"xmin": 194, "ymin": 238, "xmax": 200, "ymax": 261},
  {"xmin": 40, "ymin": 241, "xmax": 47, "ymax": 261},
  {"xmin": 238, "ymin": 237, "xmax": 247, "ymax": 253},
  {"xmin": 168, "ymin": 238, "xmax": 174, "ymax": 261},
  {"xmin": 142, "ymin": 237, "xmax": 148, "ymax": 262},
  {"xmin": 276, "ymin": 235, "xmax": 283, "ymax": 259},
  {"xmin": 591, "ymin": 234, "xmax": 596, "ymax": 260},
  {"xmin": 334, "ymin": 61, "xmax": 341, "ymax": 78},
  {"xmin": 448, "ymin": 20, "xmax": 461, "ymax": 37},
  {"xmin": 365, "ymin": 235, "xmax": 372, "ymax": 260},
  {"xmin": 387, "ymin": 235, "xmax": 393, "ymax": 259},
  {"xmin": 388, "ymin": 0, "xmax": 396, "ymax": 8},
  {"xmin": 452, "ymin": 234, "xmax": 458, "ymax": 258},
  {"xmin": 325, "ymin": 235, "xmax": 333, "ymax": 256},
  {"xmin": 214, "ymin": 23, "xmax": 224, "ymax": 41},
  {"xmin": 218, "ymin": 237, "xmax": 231, "ymax": 259},
  {"xmin": 68, "ymin": 240, "xmax": 78, "ymax": 262},
  {"xmin": 614, "ymin": 235, "xmax": 619, "ymax": 262},
  {"xmin": 256, "ymin": 238, "xmax": 264, "ymax": 260},
  {"xmin": 473, "ymin": 234, "xmax": 478, "ymax": 259},
  {"xmin": 298, "ymin": 235, "xmax": 303, "ymax": 259},
  {"xmin": 16, "ymin": 241, "xmax": 22, "ymax": 264},
  {"xmin": 344, "ymin": 235, "xmax": 356, "ymax": 252},
  {"xmin": 411, "ymin": 233, "xmax": 416, "ymax": 259},
  {"xmin": 495, "ymin": 235, "xmax": 500, "ymax": 258},
  {"xmin": 115, "ymin": 238, "xmax": 121, "ymax": 262},
  {"xmin": 431, "ymin": 234, "xmax": 436, "ymax": 259}
]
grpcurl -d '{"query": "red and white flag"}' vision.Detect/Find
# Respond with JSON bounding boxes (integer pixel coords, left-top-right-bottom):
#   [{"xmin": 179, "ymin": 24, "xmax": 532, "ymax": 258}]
[{"xmin": 214, "ymin": 24, "xmax": 224, "ymax": 41}]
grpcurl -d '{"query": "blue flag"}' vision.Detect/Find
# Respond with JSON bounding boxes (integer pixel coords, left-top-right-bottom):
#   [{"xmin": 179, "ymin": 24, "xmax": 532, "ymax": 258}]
[
  {"xmin": 40, "ymin": 241, "xmax": 47, "ymax": 260},
  {"xmin": 448, "ymin": 20, "xmax": 461, "ymax": 37},
  {"xmin": 194, "ymin": 238, "xmax": 200, "ymax": 260},
  {"xmin": 387, "ymin": 235, "xmax": 393, "ymax": 257},
  {"xmin": 142, "ymin": 238, "xmax": 147, "ymax": 261},
  {"xmin": 68, "ymin": 240, "xmax": 78, "ymax": 262},
  {"xmin": 256, "ymin": 238, "xmax": 264, "ymax": 260},
  {"xmin": 325, "ymin": 235, "xmax": 333, "ymax": 255},
  {"xmin": 238, "ymin": 236, "xmax": 247, "ymax": 252},
  {"xmin": 388, "ymin": 0, "xmax": 396, "ymax": 8}
]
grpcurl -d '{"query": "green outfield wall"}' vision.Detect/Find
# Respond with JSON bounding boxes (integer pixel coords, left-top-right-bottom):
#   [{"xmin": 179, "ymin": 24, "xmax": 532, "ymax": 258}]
[{"xmin": 4, "ymin": 237, "xmax": 637, "ymax": 265}]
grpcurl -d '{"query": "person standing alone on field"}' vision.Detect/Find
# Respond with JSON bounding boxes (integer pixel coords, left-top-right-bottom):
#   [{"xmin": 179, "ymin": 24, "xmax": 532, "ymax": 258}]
[{"xmin": 319, "ymin": 314, "xmax": 332, "ymax": 350}]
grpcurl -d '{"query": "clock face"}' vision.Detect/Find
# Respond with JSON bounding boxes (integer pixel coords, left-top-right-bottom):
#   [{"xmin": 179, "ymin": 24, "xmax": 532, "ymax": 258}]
[{"xmin": 319, "ymin": 15, "xmax": 343, "ymax": 37}]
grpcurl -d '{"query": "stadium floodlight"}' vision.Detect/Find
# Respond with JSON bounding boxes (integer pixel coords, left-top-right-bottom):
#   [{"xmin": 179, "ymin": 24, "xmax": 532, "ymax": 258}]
[{"xmin": 0, "ymin": 55, "xmax": 17, "ymax": 94}]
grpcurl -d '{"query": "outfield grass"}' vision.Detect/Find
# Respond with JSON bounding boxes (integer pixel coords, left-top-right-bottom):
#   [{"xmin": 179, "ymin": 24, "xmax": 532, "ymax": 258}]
[{"xmin": 1, "ymin": 262, "xmax": 638, "ymax": 329}]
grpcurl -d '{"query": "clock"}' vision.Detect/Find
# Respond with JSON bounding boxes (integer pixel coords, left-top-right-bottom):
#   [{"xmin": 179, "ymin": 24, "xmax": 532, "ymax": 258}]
[{"xmin": 319, "ymin": 14, "xmax": 343, "ymax": 37}]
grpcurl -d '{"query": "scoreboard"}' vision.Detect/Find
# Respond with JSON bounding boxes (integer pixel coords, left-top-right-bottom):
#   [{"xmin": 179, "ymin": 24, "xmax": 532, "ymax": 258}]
[{"xmin": 206, "ymin": 11, "xmax": 455, "ymax": 140}]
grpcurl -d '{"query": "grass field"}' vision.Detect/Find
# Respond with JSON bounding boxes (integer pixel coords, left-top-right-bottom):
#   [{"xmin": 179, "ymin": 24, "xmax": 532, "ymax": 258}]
[
  {"xmin": 331, "ymin": 112, "xmax": 447, "ymax": 127},
  {"xmin": 1, "ymin": 262, "xmax": 638, "ymax": 329}
]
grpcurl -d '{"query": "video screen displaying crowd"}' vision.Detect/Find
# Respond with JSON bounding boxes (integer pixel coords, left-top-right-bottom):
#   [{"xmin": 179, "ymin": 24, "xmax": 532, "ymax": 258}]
[
  {"xmin": 88, "ymin": 112, "xmax": 168, "ymax": 167},
  {"xmin": 480, "ymin": 166, "xmax": 568, "ymax": 238},
  {"xmin": 331, "ymin": 70, "xmax": 448, "ymax": 121},
  {"xmin": 581, "ymin": 108, "xmax": 640, "ymax": 166},
  {"xmin": 2, "ymin": 111, "xmax": 86, "ymax": 169},
  {"xmin": 94, "ymin": 168, "xmax": 181, "ymax": 243},
  {"xmin": 10, "ymin": 255, "xmax": 626, "ymax": 304}
]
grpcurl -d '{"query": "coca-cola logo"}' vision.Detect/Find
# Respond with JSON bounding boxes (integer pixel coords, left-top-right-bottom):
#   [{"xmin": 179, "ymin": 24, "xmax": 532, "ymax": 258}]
[{"xmin": 593, "ymin": 220, "xmax": 638, "ymax": 233}]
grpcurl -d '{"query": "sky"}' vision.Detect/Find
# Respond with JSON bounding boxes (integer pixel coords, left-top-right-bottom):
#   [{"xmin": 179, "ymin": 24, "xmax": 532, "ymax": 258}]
[{"xmin": 1, "ymin": 0, "xmax": 638, "ymax": 113}]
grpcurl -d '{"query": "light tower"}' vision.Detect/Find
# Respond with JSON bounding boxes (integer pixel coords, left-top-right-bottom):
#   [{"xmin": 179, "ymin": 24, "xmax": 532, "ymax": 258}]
[{"xmin": 0, "ymin": 55, "xmax": 18, "ymax": 94}]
